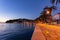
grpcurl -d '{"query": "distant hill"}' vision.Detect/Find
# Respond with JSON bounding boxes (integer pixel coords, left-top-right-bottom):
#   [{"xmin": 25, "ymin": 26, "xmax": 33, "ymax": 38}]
[{"xmin": 6, "ymin": 19, "xmax": 34, "ymax": 23}]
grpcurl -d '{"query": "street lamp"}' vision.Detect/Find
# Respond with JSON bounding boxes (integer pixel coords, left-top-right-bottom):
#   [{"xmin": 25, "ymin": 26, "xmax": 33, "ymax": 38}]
[{"xmin": 46, "ymin": 10, "xmax": 50, "ymax": 15}]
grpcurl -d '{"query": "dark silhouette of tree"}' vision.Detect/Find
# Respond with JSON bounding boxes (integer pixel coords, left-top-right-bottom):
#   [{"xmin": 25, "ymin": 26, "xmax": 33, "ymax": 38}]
[
  {"xmin": 39, "ymin": 6, "xmax": 56, "ymax": 23},
  {"xmin": 50, "ymin": 0, "xmax": 60, "ymax": 24},
  {"xmin": 50, "ymin": 0, "xmax": 60, "ymax": 5},
  {"xmin": 35, "ymin": 0, "xmax": 59, "ymax": 23}
]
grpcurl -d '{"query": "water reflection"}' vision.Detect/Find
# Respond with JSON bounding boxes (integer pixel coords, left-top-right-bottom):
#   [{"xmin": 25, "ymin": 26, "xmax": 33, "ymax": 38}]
[
  {"xmin": 0, "ymin": 24, "xmax": 7, "ymax": 31},
  {"xmin": 0, "ymin": 23, "xmax": 35, "ymax": 40}
]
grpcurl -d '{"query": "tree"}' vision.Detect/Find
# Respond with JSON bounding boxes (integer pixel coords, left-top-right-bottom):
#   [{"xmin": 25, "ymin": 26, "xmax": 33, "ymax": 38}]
[
  {"xmin": 35, "ymin": 0, "xmax": 58, "ymax": 23},
  {"xmin": 50, "ymin": 0, "xmax": 60, "ymax": 5},
  {"xmin": 39, "ymin": 6, "xmax": 56, "ymax": 23}
]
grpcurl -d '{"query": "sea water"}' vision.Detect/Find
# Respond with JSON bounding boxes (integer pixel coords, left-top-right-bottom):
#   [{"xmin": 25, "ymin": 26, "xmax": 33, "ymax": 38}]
[{"xmin": 0, "ymin": 23, "xmax": 34, "ymax": 40}]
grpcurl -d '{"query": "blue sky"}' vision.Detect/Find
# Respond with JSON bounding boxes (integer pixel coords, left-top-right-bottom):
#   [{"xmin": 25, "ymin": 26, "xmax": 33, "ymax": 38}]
[{"xmin": 0, "ymin": 0, "xmax": 60, "ymax": 22}]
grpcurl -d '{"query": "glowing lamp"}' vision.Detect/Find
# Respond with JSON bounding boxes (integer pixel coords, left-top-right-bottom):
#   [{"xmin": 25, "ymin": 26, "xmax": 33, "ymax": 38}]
[{"xmin": 46, "ymin": 10, "xmax": 50, "ymax": 14}]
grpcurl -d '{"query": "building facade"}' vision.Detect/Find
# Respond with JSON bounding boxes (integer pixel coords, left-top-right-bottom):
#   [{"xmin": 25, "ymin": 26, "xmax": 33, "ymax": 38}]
[{"xmin": 53, "ymin": 13, "xmax": 60, "ymax": 24}]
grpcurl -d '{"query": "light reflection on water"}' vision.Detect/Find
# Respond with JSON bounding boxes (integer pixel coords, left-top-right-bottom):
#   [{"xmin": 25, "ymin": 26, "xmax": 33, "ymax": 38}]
[
  {"xmin": 0, "ymin": 23, "xmax": 35, "ymax": 40},
  {"xmin": 0, "ymin": 23, "xmax": 7, "ymax": 31}
]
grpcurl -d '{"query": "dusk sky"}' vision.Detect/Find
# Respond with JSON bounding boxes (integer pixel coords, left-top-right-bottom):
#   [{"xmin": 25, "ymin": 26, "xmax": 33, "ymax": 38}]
[{"xmin": 0, "ymin": 0, "xmax": 60, "ymax": 22}]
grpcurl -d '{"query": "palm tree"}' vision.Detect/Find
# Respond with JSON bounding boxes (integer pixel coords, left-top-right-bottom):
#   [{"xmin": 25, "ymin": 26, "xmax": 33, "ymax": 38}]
[
  {"xmin": 50, "ymin": 0, "xmax": 60, "ymax": 5},
  {"xmin": 39, "ymin": 6, "xmax": 56, "ymax": 23},
  {"xmin": 37, "ymin": 0, "xmax": 60, "ymax": 23},
  {"xmin": 44, "ymin": 6, "xmax": 56, "ymax": 14}
]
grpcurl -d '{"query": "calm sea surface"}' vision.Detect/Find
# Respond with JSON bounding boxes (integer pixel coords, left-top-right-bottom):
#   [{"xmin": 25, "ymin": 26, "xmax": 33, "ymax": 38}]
[{"xmin": 0, "ymin": 23, "xmax": 34, "ymax": 40}]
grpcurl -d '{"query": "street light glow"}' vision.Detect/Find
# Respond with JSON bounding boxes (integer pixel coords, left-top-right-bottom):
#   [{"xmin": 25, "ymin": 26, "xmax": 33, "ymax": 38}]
[{"xmin": 46, "ymin": 10, "xmax": 50, "ymax": 14}]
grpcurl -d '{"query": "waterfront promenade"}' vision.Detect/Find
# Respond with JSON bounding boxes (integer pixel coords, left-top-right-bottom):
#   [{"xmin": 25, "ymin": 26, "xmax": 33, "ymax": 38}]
[{"xmin": 31, "ymin": 23, "xmax": 60, "ymax": 40}]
